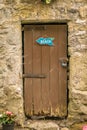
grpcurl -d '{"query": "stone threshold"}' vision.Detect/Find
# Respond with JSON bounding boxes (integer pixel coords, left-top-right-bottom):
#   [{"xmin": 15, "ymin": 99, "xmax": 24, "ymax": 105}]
[
  {"xmin": 0, "ymin": 122, "xmax": 60, "ymax": 130},
  {"xmin": 0, "ymin": 121, "xmax": 70, "ymax": 130}
]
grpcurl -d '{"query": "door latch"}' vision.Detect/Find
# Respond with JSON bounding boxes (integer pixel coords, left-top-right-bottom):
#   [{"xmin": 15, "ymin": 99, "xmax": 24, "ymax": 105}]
[{"xmin": 59, "ymin": 57, "xmax": 68, "ymax": 68}]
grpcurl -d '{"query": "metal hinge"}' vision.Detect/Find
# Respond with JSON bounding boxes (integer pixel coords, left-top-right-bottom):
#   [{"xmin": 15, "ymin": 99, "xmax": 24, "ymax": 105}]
[{"xmin": 23, "ymin": 73, "xmax": 47, "ymax": 78}]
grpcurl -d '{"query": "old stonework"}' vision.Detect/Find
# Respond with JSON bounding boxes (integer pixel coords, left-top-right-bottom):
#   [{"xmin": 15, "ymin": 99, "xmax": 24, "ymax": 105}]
[{"xmin": 0, "ymin": 0, "xmax": 87, "ymax": 130}]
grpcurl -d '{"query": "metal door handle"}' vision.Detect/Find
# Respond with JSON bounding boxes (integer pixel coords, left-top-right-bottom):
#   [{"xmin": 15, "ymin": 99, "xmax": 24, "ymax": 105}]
[
  {"xmin": 61, "ymin": 62, "xmax": 67, "ymax": 67},
  {"xmin": 59, "ymin": 57, "xmax": 68, "ymax": 68}
]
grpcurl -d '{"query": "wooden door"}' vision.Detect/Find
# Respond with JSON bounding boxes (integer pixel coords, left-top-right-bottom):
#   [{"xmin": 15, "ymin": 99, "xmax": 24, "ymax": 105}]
[{"xmin": 23, "ymin": 24, "xmax": 67, "ymax": 117}]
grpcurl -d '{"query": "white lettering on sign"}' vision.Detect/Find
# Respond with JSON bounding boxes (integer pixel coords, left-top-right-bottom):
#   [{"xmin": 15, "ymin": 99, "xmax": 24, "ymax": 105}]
[{"xmin": 36, "ymin": 37, "xmax": 54, "ymax": 46}]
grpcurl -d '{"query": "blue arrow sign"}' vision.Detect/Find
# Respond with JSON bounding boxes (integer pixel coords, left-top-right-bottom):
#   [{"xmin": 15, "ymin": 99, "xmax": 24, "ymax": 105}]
[{"xmin": 36, "ymin": 37, "xmax": 54, "ymax": 46}]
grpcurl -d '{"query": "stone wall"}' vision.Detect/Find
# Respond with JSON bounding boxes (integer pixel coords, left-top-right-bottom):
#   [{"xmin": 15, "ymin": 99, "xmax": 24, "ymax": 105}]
[{"xmin": 0, "ymin": 0, "xmax": 87, "ymax": 129}]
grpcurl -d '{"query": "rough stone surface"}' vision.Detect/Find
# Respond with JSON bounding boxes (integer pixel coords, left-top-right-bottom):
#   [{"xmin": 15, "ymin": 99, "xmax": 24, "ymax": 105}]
[
  {"xmin": 0, "ymin": 0, "xmax": 87, "ymax": 129},
  {"xmin": 61, "ymin": 128, "xmax": 69, "ymax": 130},
  {"xmin": 29, "ymin": 122, "xmax": 59, "ymax": 130},
  {"xmin": 70, "ymin": 121, "xmax": 87, "ymax": 130}
]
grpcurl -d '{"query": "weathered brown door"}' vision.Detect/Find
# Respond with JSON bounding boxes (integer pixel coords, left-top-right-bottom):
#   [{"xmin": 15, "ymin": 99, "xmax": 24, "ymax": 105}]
[{"xmin": 23, "ymin": 24, "xmax": 67, "ymax": 117}]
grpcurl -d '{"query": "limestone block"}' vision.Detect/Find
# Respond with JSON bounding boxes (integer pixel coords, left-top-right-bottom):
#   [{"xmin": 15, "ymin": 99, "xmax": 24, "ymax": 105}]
[
  {"xmin": 79, "ymin": 6, "xmax": 87, "ymax": 18},
  {"xmin": 4, "ymin": 0, "xmax": 15, "ymax": 4},
  {"xmin": 68, "ymin": 51, "xmax": 87, "ymax": 117},
  {"xmin": 61, "ymin": 128, "xmax": 69, "ymax": 130},
  {"xmin": 29, "ymin": 122, "xmax": 59, "ymax": 130}
]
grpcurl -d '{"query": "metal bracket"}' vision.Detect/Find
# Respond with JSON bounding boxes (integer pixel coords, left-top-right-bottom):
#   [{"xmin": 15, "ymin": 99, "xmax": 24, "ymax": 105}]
[{"xmin": 23, "ymin": 73, "xmax": 47, "ymax": 78}]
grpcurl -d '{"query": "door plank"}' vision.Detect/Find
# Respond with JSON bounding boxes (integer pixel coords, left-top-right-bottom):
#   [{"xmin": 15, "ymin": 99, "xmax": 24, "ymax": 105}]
[
  {"xmin": 48, "ymin": 25, "xmax": 59, "ymax": 116},
  {"xmin": 24, "ymin": 25, "xmax": 33, "ymax": 116},
  {"xmin": 58, "ymin": 25, "xmax": 67, "ymax": 116},
  {"xmin": 32, "ymin": 26, "xmax": 42, "ymax": 115},
  {"xmin": 41, "ymin": 26, "xmax": 50, "ymax": 115}
]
